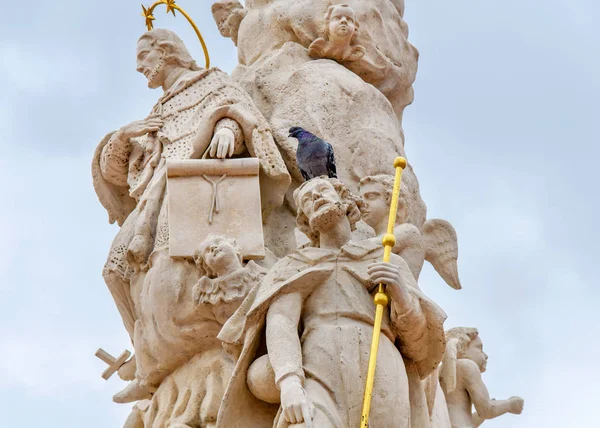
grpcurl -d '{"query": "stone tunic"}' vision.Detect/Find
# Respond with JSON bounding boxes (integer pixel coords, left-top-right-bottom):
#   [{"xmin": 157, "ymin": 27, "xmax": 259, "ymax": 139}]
[{"xmin": 217, "ymin": 240, "xmax": 447, "ymax": 428}]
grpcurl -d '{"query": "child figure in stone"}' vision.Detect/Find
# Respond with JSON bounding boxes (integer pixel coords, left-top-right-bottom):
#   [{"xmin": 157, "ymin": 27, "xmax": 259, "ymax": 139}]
[
  {"xmin": 113, "ymin": 234, "xmax": 265, "ymax": 428},
  {"xmin": 308, "ymin": 4, "xmax": 366, "ymax": 63},
  {"xmin": 359, "ymin": 174, "xmax": 462, "ymax": 290},
  {"xmin": 211, "ymin": 0, "xmax": 247, "ymax": 46},
  {"xmin": 192, "ymin": 234, "xmax": 264, "ymax": 325},
  {"xmin": 439, "ymin": 328, "xmax": 524, "ymax": 428}
]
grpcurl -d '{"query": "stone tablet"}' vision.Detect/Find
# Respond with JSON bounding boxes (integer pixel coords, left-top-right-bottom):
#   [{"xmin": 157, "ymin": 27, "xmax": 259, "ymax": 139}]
[{"xmin": 167, "ymin": 158, "xmax": 265, "ymax": 259}]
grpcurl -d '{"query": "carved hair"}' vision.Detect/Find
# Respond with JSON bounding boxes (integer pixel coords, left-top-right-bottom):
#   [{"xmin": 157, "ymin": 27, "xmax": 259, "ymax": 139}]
[
  {"xmin": 323, "ymin": 4, "xmax": 359, "ymax": 44},
  {"xmin": 359, "ymin": 174, "xmax": 409, "ymax": 223},
  {"xmin": 440, "ymin": 327, "xmax": 479, "ymax": 393},
  {"xmin": 194, "ymin": 234, "xmax": 243, "ymax": 278},
  {"xmin": 211, "ymin": 0, "xmax": 245, "ymax": 36},
  {"xmin": 138, "ymin": 29, "xmax": 202, "ymax": 71},
  {"xmin": 294, "ymin": 177, "xmax": 365, "ymax": 247}
]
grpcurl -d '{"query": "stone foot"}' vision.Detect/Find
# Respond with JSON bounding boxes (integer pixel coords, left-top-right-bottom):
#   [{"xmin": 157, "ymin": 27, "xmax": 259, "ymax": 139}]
[{"xmin": 113, "ymin": 380, "xmax": 151, "ymax": 404}]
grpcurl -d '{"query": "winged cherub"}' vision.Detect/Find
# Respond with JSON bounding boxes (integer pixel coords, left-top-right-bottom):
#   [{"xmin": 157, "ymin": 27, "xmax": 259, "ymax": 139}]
[
  {"xmin": 308, "ymin": 4, "xmax": 366, "ymax": 63},
  {"xmin": 359, "ymin": 174, "xmax": 462, "ymax": 290}
]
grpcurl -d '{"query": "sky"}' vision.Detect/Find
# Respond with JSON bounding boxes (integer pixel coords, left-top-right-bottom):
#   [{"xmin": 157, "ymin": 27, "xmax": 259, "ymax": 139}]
[{"xmin": 0, "ymin": 0, "xmax": 598, "ymax": 427}]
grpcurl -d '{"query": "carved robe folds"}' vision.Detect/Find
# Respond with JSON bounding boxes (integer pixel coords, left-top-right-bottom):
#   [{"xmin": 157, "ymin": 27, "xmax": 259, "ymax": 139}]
[
  {"xmin": 91, "ymin": 67, "xmax": 290, "ymax": 338},
  {"xmin": 217, "ymin": 240, "xmax": 447, "ymax": 428}
]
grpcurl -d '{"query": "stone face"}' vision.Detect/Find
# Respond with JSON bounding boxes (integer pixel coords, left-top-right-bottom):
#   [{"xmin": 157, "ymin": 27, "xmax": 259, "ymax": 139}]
[{"xmin": 167, "ymin": 159, "xmax": 265, "ymax": 259}]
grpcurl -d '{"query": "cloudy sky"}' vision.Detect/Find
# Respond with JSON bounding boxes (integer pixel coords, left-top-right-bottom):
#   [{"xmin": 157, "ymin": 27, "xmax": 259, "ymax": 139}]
[{"xmin": 0, "ymin": 0, "xmax": 597, "ymax": 426}]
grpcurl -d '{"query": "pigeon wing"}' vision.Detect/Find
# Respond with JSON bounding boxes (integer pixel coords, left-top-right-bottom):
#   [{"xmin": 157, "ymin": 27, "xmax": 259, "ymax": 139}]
[
  {"xmin": 422, "ymin": 219, "xmax": 462, "ymax": 290},
  {"xmin": 326, "ymin": 143, "xmax": 337, "ymax": 178}
]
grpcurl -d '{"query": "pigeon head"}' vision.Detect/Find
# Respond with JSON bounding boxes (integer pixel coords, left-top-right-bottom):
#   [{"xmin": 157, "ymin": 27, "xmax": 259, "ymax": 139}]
[{"xmin": 289, "ymin": 126, "xmax": 309, "ymax": 139}]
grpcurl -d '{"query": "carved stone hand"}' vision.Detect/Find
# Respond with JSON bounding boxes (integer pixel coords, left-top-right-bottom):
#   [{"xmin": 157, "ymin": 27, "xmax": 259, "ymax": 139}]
[
  {"xmin": 208, "ymin": 127, "xmax": 236, "ymax": 159},
  {"xmin": 118, "ymin": 116, "xmax": 164, "ymax": 140},
  {"xmin": 278, "ymin": 375, "xmax": 314, "ymax": 428},
  {"xmin": 367, "ymin": 261, "xmax": 416, "ymax": 314},
  {"xmin": 508, "ymin": 396, "xmax": 525, "ymax": 414}
]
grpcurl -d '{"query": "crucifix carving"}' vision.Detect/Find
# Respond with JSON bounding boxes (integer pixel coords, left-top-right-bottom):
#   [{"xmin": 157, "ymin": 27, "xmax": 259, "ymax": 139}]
[{"xmin": 203, "ymin": 174, "xmax": 228, "ymax": 224}]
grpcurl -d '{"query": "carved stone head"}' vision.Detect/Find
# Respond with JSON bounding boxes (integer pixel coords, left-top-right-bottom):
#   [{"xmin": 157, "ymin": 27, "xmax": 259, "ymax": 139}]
[
  {"xmin": 193, "ymin": 234, "xmax": 244, "ymax": 278},
  {"xmin": 446, "ymin": 327, "xmax": 488, "ymax": 373},
  {"xmin": 136, "ymin": 29, "xmax": 201, "ymax": 89},
  {"xmin": 324, "ymin": 4, "xmax": 359, "ymax": 44},
  {"xmin": 358, "ymin": 175, "xmax": 408, "ymax": 230},
  {"xmin": 211, "ymin": 0, "xmax": 244, "ymax": 37},
  {"xmin": 293, "ymin": 177, "xmax": 364, "ymax": 246}
]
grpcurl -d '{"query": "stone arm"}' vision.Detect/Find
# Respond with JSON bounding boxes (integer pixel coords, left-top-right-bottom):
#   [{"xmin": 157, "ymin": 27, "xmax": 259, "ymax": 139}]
[
  {"xmin": 214, "ymin": 118, "xmax": 245, "ymax": 155},
  {"xmin": 266, "ymin": 291, "xmax": 305, "ymax": 386},
  {"xmin": 100, "ymin": 131, "xmax": 131, "ymax": 187},
  {"xmin": 460, "ymin": 359, "xmax": 520, "ymax": 420},
  {"xmin": 384, "ymin": 255, "xmax": 445, "ymax": 368},
  {"xmin": 472, "ymin": 412, "xmax": 485, "ymax": 427}
]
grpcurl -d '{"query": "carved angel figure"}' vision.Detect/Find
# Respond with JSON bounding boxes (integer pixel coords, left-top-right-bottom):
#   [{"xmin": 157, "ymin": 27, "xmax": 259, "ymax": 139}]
[
  {"xmin": 439, "ymin": 328, "xmax": 524, "ymax": 428},
  {"xmin": 359, "ymin": 174, "xmax": 462, "ymax": 290},
  {"xmin": 115, "ymin": 234, "xmax": 265, "ymax": 427},
  {"xmin": 211, "ymin": 0, "xmax": 247, "ymax": 46},
  {"xmin": 308, "ymin": 4, "xmax": 366, "ymax": 63},
  {"xmin": 216, "ymin": 177, "xmax": 446, "ymax": 427}
]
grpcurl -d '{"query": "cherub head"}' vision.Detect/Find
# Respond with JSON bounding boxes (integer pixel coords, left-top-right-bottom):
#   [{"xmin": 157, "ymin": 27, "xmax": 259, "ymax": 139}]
[
  {"xmin": 359, "ymin": 175, "xmax": 409, "ymax": 234},
  {"xmin": 136, "ymin": 29, "xmax": 201, "ymax": 89},
  {"xmin": 193, "ymin": 234, "xmax": 244, "ymax": 278},
  {"xmin": 294, "ymin": 177, "xmax": 364, "ymax": 247},
  {"xmin": 446, "ymin": 327, "xmax": 488, "ymax": 372},
  {"xmin": 211, "ymin": 0, "xmax": 246, "ymax": 44},
  {"xmin": 324, "ymin": 4, "xmax": 359, "ymax": 44}
]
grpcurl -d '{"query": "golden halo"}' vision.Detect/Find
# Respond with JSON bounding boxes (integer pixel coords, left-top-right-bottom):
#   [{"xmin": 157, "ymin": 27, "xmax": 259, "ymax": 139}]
[{"xmin": 141, "ymin": 0, "xmax": 210, "ymax": 69}]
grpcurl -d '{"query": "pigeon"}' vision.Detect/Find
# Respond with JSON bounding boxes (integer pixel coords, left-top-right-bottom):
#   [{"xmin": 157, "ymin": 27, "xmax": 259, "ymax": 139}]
[{"xmin": 289, "ymin": 126, "xmax": 337, "ymax": 181}]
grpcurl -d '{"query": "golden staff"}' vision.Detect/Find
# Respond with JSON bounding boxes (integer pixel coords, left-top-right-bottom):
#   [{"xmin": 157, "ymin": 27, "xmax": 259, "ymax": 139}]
[
  {"xmin": 141, "ymin": 0, "xmax": 211, "ymax": 69},
  {"xmin": 360, "ymin": 156, "xmax": 407, "ymax": 428}
]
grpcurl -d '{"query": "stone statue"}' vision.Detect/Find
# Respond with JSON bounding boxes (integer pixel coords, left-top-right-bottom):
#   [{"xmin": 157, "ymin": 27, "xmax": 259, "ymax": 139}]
[
  {"xmin": 90, "ymin": 3, "xmax": 525, "ymax": 427},
  {"xmin": 308, "ymin": 4, "xmax": 366, "ymax": 63},
  {"xmin": 116, "ymin": 234, "xmax": 266, "ymax": 426},
  {"xmin": 217, "ymin": 177, "xmax": 447, "ymax": 427},
  {"xmin": 91, "ymin": 28, "xmax": 290, "ymax": 341},
  {"xmin": 211, "ymin": 0, "xmax": 427, "ymax": 232},
  {"xmin": 359, "ymin": 174, "xmax": 461, "ymax": 290},
  {"xmin": 439, "ymin": 328, "xmax": 524, "ymax": 428},
  {"xmin": 211, "ymin": 0, "xmax": 246, "ymax": 46}
]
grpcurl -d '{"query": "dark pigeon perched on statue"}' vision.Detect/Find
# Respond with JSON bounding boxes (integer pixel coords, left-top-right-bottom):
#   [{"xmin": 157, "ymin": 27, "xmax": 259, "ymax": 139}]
[{"xmin": 289, "ymin": 126, "xmax": 338, "ymax": 181}]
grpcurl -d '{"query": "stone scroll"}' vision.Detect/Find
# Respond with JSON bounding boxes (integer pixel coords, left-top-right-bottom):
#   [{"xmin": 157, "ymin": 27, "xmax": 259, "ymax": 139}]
[{"xmin": 167, "ymin": 158, "xmax": 265, "ymax": 259}]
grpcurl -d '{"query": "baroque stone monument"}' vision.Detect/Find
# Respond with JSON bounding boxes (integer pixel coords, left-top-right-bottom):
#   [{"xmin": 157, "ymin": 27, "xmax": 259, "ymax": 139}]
[{"xmin": 91, "ymin": 1, "xmax": 524, "ymax": 427}]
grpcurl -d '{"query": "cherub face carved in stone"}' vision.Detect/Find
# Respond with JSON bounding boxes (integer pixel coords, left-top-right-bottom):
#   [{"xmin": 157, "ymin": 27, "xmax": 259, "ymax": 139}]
[
  {"xmin": 193, "ymin": 234, "xmax": 244, "ymax": 278},
  {"xmin": 447, "ymin": 327, "xmax": 489, "ymax": 373},
  {"xmin": 308, "ymin": 4, "xmax": 365, "ymax": 63},
  {"xmin": 211, "ymin": 0, "xmax": 246, "ymax": 45},
  {"xmin": 464, "ymin": 335, "xmax": 488, "ymax": 373},
  {"xmin": 327, "ymin": 4, "xmax": 358, "ymax": 43},
  {"xmin": 359, "ymin": 175, "xmax": 408, "ymax": 235}
]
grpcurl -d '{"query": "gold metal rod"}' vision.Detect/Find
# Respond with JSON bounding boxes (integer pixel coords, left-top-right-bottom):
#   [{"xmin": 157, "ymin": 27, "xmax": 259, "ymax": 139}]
[
  {"xmin": 360, "ymin": 157, "xmax": 407, "ymax": 428},
  {"xmin": 173, "ymin": 5, "xmax": 211, "ymax": 69},
  {"xmin": 143, "ymin": 1, "xmax": 211, "ymax": 69}
]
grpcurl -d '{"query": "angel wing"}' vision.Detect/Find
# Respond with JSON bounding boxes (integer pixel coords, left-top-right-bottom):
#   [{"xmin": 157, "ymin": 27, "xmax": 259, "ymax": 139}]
[{"xmin": 422, "ymin": 219, "xmax": 462, "ymax": 290}]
